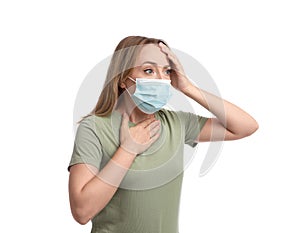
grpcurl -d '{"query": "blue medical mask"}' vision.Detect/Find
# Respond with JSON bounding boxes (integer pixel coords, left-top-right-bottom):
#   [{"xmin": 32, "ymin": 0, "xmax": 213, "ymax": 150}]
[{"xmin": 125, "ymin": 77, "xmax": 172, "ymax": 114}]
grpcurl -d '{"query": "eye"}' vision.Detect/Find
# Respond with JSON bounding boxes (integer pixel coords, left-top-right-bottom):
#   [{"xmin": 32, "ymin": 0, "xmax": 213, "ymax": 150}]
[
  {"xmin": 165, "ymin": 69, "xmax": 172, "ymax": 75},
  {"xmin": 144, "ymin": 69, "xmax": 154, "ymax": 74}
]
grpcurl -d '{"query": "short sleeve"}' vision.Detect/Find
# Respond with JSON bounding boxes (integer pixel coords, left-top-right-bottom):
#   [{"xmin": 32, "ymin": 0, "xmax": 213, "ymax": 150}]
[
  {"xmin": 67, "ymin": 118, "xmax": 103, "ymax": 171},
  {"xmin": 177, "ymin": 111, "xmax": 209, "ymax": 147}
]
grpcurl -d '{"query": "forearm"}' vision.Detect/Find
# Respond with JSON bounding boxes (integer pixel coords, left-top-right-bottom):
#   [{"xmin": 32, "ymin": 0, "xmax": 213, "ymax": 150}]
[
  {"xmin": 73, "ymin": 147, "xmax": 136, "ymax": 224},
  {"xmin": 182, "ymin": 84, "xmax": 258, "ymax": 136}
]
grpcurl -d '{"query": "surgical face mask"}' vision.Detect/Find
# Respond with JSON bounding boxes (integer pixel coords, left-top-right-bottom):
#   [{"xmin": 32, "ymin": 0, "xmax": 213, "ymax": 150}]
[{"xmin": 125, "ymin": 77, "xmax": 172, "ymax": 114}]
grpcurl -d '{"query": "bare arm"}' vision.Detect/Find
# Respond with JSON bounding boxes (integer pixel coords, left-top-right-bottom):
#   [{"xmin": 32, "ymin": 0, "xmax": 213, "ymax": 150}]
[
  {"xmin": 68, "ymin": 114, "xmax": 160, "ymax": 225},
  {"xmin": 158, "ymin": 42, "xmax": 258, "ymax": 142},
  {"xmin": 182, "ymin": 85, "xmax": 259, "ymax": 141},
  {"xmin": 68, "ymin": 147, "xmax": 136, "ymax": 225}
]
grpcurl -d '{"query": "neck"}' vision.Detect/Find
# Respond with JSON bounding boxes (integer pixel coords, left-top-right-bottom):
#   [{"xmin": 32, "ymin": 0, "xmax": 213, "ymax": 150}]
[{"xmin": 116, "ymin": 92, "xmax": 155, "ymax": 124}]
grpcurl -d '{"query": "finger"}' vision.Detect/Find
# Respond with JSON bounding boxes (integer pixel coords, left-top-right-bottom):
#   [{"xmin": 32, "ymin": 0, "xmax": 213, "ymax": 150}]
[
  {"xmin": 121, "ymin": 113, "xmax": 129, "ymax": 127},
  {"xmin": 149, "ymin": 123, "xmax": 160, "ymax": 138},
  {"xmin": 158, "ymin": 42, "xmax": 169, "ymax": 52},
  {"xmin": 159, "ymin": 42, "xmax": 176, "ymax": 58},
  {"xmin": 148, "ymin": 133, "xmax": 160, "ymax": 145},
  {"xmin": 158, "ymin": 43, "xmax": 184, "ymax": 75},
  {"xmin": 139, "ymin": 117, "xmax": 157, "ymax": 128},
  {"xmin": 148, "ymin": 119, "xmax": 160, "ymax": 130},
  {"xmin": 159, "ymin": 46, "xmax": 182, "ymax": 71},
  {"xmin": 148, "ymin": 120, "xmax": 160, "ymax": 129}
]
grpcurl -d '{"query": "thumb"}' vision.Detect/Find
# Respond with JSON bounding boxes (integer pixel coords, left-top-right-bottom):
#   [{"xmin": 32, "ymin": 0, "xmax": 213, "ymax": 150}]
[{"xmin": 121, "ymin": 113, "xmax": 129, "ymax": 127}]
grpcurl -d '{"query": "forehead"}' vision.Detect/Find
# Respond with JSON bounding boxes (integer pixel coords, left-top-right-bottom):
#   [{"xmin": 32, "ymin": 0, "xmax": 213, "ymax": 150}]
[{"xmin": 134, "ymin": 44, "xmax": 169, "ymax": 67}]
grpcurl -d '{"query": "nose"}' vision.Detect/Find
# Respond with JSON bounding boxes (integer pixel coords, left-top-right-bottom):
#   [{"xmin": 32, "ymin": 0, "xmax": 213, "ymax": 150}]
[
  {"xmin": 156, "ymin": 70, "xmax": 163, "ymax": 79},
  {"xmin": 156, "ymin": 67, "xmax": 170, "ymax": 80}
]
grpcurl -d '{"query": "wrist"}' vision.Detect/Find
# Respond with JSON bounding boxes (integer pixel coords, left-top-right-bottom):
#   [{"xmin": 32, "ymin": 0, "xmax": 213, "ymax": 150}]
[
  {"xmin": 119, "ymin": 145, "xmax": 138, "ymax": 157},
  {"xmin": 180, "ymin": 83, "xmax": 194, "ymax": 95}
]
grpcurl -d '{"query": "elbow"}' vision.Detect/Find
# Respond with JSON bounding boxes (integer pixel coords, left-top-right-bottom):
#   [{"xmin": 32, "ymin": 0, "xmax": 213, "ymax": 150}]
[
  {"xmin": 240, "ymin": 120, "xmax": 259, "ymax": 138},
  {"xmin": 254, "ymin": 121, "xmax": 259, "ymax": 133},
  {"xmin": 71, "ymin": 207, "xmax": 91, "ymax": 225},
  {"xmin": 75, "ymin": 217, "xmax": 90, "ymax": 226},
  {"xmin": 248, "ymin": 120, "xmax": 259, "ymax": 136}
]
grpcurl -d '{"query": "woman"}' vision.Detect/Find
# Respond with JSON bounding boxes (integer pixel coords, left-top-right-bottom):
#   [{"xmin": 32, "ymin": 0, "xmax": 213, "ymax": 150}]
[{"xmin": 68, "ymin": 36, "xmax": 258, "ymax": 233}]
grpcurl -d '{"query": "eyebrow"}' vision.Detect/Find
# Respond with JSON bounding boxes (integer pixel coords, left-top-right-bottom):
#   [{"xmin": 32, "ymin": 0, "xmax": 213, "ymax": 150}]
[{"xmin": 141, "ymin": 61, "xmax": 171, "ymax": 68}]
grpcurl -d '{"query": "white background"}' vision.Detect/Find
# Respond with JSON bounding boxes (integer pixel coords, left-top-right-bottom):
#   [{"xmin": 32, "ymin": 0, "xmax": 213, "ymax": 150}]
[{"xmin": 0, "ymin": 0, "xmax": 299, "ymax": 232}]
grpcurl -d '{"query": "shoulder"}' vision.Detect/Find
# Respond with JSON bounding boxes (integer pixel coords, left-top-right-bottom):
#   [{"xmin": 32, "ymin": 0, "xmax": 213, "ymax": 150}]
[
  {"xmin": 158, "ymin": 108, "xmax": 208, "ymax": 129},
  {"xmin": 158, "ymin": 108, "xmax": 193, "ymax": 120},
  {"xmin": 77, "ymin": 113, "xmax": 114, "ymax": 127},
  {"xmin": 76, "ymin": 115, "xmax": 96, "ymax": 131},
  {"xmin": 75, "ymin": 112, "xmax": 122, "ymax": 139},
  {"xmin": 75, "ymin": 114, "xmax": 111, "ymax": 135}
]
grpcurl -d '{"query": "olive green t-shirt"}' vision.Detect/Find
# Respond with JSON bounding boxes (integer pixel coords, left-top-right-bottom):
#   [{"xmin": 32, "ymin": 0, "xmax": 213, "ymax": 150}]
[{"xmin": 68, "ymin": 109, "xmax": 208, "ymax": 233}]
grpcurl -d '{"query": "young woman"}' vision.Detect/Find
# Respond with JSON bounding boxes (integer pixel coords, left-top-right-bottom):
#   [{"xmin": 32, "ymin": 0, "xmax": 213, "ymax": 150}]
[{"xmin": 68, "ymin": 36, "xmax": 258, "ymax": 233}]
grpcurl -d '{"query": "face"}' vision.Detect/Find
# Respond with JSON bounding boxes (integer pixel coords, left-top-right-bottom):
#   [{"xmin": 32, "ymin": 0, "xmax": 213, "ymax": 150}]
[
  {"xmin": 121, "ymin": 44, "xmax": 171, "ymax": 91},
  {"xmin": 132, "ymin": 43, "xmax": 171, "ymax": 80}
]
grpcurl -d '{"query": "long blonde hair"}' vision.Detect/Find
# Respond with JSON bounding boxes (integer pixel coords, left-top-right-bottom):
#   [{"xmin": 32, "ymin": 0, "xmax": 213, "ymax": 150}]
[{"xmin": 77, "ymin": 36, "xmax": 168, "ymax": 124}]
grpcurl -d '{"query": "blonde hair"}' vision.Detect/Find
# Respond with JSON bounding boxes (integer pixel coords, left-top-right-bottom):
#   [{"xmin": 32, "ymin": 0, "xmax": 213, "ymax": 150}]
[{"xmin": 77, "ymin": 36, "xmax": 168, "ymax": 124}]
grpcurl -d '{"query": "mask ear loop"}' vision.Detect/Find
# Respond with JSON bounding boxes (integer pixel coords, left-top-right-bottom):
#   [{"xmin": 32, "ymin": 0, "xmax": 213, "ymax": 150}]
[
  {"xmin": 124, "ymin": 76, "xmax": 136, "ymax": 96},
  {"xmin": 128, "ymin": 76, "xmax": 136, "ymax": 83}
]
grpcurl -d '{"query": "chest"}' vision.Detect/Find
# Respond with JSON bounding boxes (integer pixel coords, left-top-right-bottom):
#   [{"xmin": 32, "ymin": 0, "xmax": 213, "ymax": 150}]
[{"xmin": 97, "ymin": 118, "xmax": 185, "ymax": 190}]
